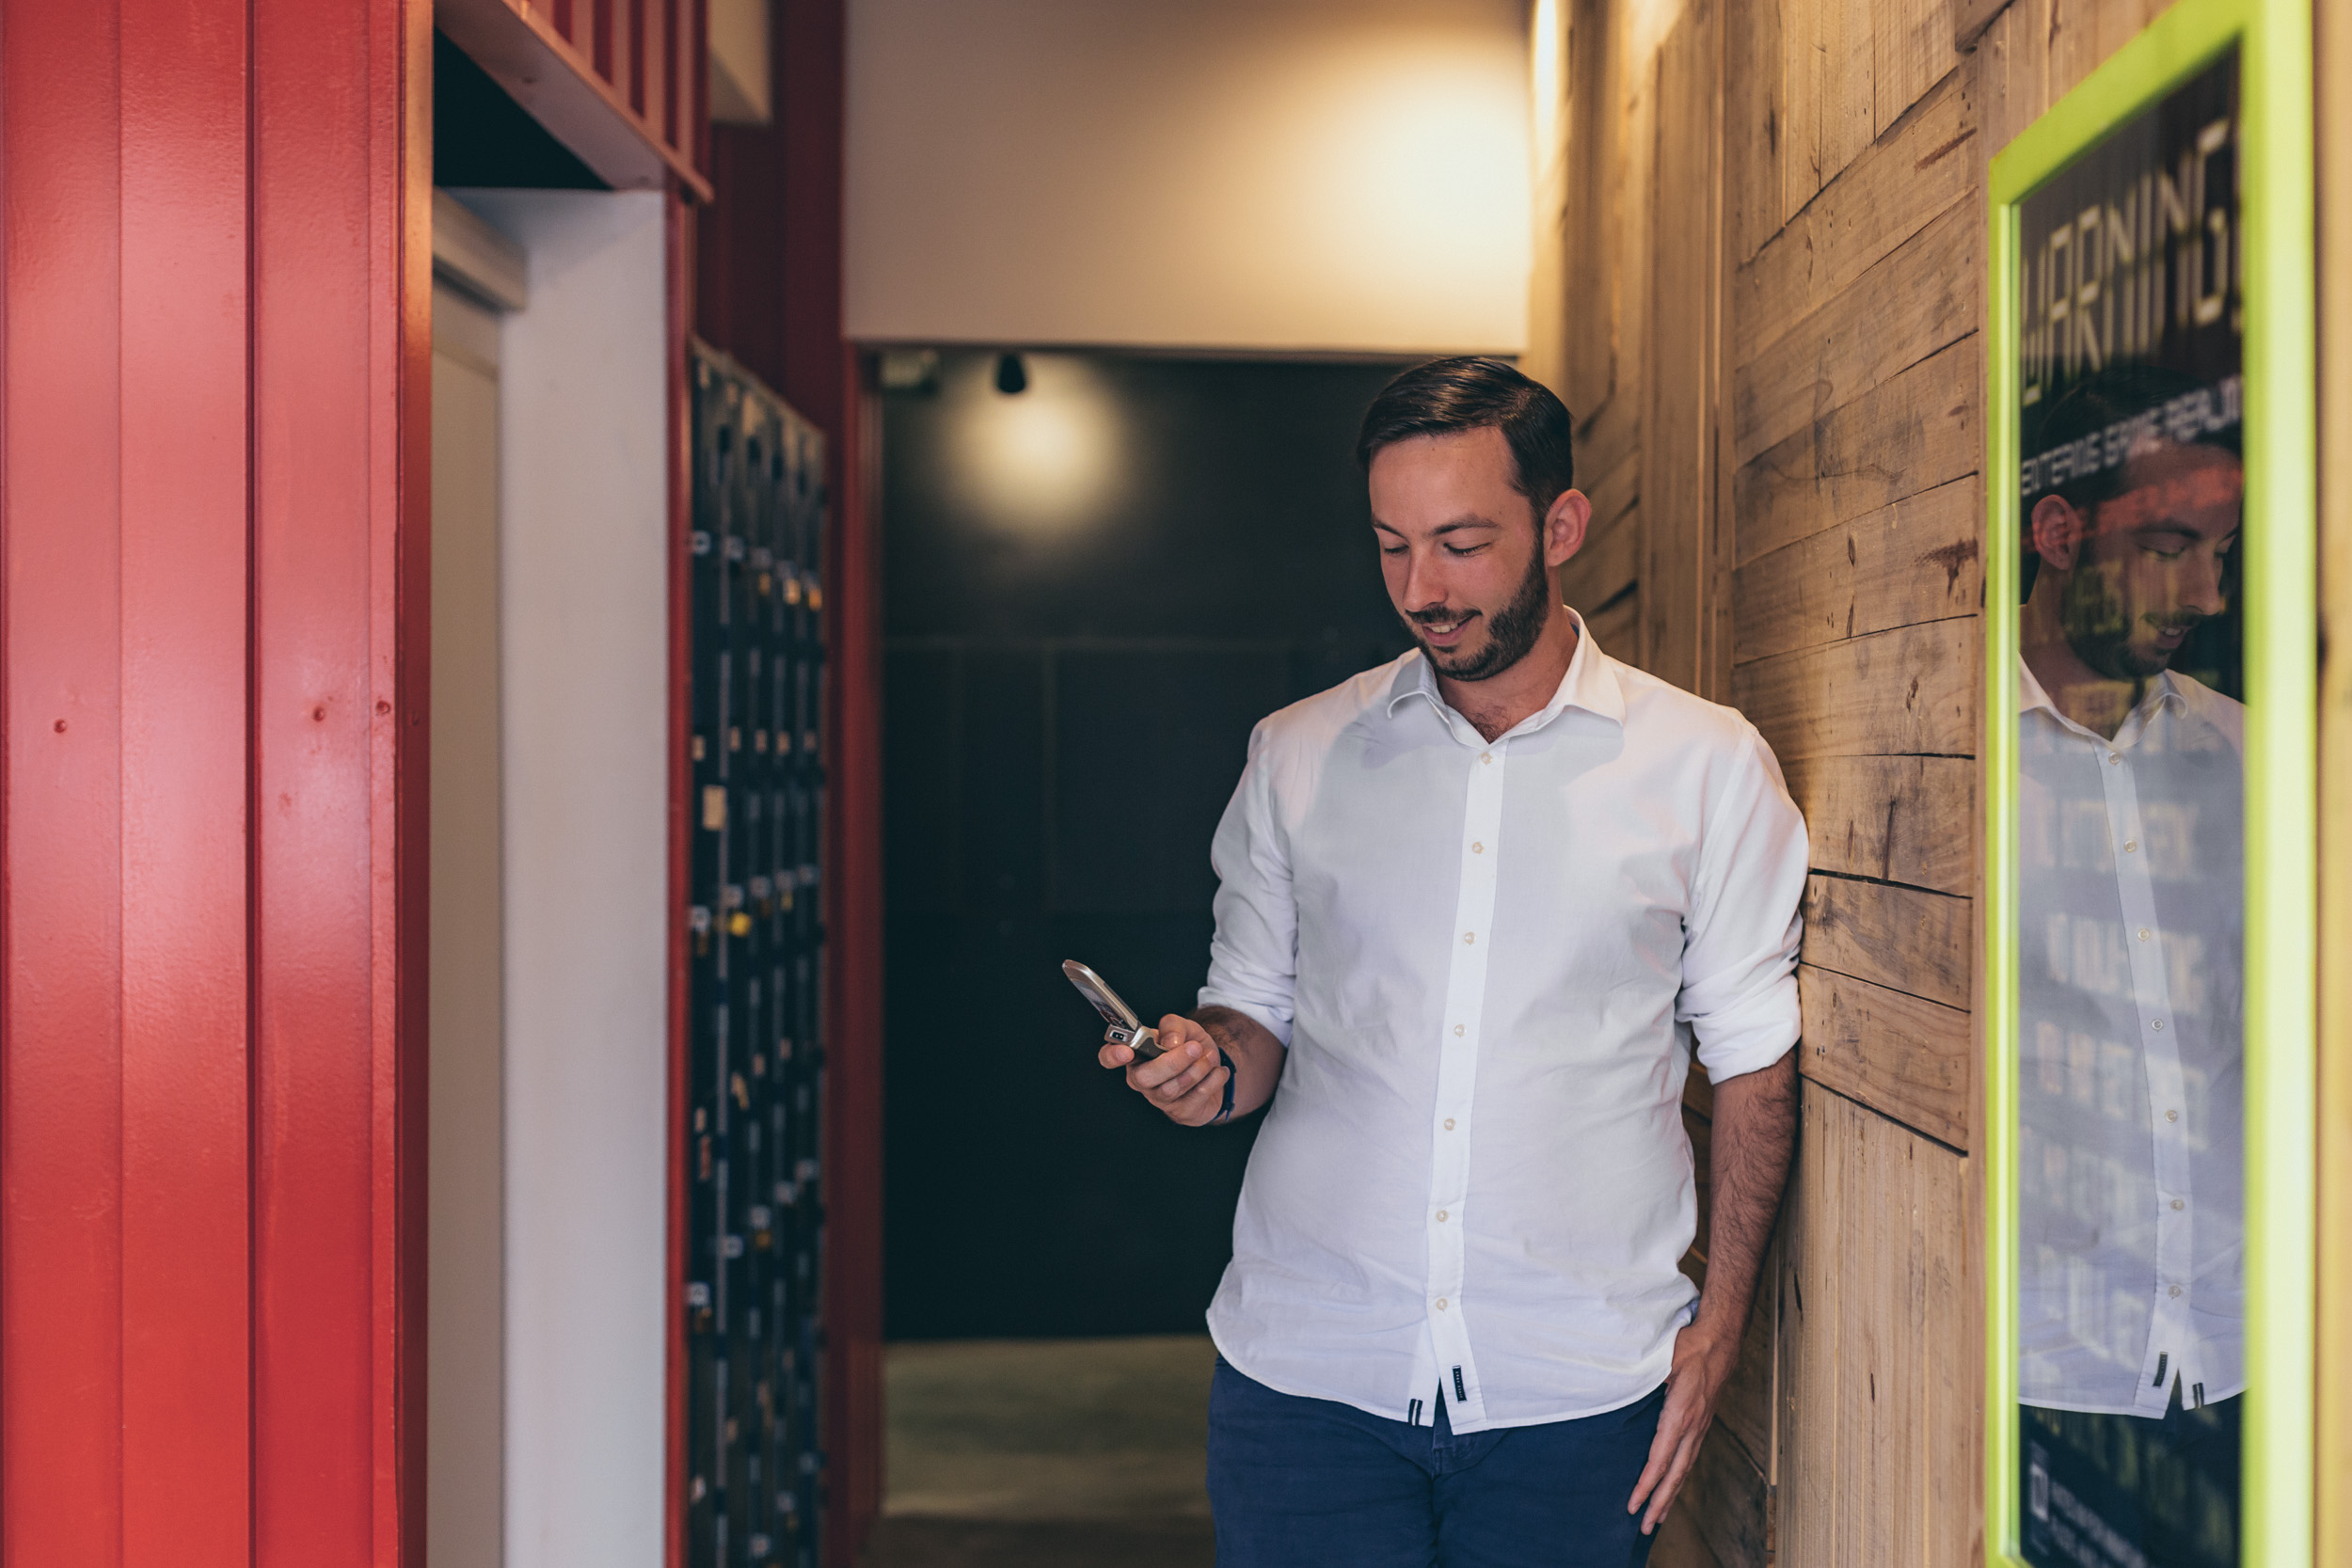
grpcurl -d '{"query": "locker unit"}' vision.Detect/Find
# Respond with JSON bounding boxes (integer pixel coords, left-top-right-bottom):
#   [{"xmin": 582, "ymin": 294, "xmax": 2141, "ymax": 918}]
[{"xmin": 686, "ymin": 344, "xmax": 829, "ymax": 1568}]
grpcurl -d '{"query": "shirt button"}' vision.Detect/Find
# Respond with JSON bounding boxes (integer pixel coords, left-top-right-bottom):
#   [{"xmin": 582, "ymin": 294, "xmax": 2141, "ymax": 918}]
[
  {"xmin": 2172, "ymin": 1198, "xmax": 2185, "ymax": 1211},
  {"xmin": 2166, "ymin": 1109, "xmax": 2181, "ymax": 1122},
  {"xmin": 1481, "ymin": 753, "xmax": 1492, "ymax": 765},
  {"xmin": 1436, "ymin": 1298, "xmax": 1448, "ymax": 1310},
  {"xmin": 2139, "ymin": 928, "xmax": 2153, "ymax": 942},
  {"xmin": 1463, "ymin": 931, "xmax": 1475, "ymax": 944},
  {"xmin": 1444, "ymin": 1118, "xmax": 1456, "ymax": 1131},
  {"xmin": 2123, "ymin": 839, "xmax": 2138, "ymax": 853},
  {"xmin": 2152, "ymin": 1020, "xmax": 2165, "ymax": 1031},
  {"xmin": 1454, "ymin": 1024, "xmax": 1465, "ymax": 1037},
  {"xmin": 2169, "ymin": 1285, "xmax": 2183, "ymax": 1298},
  {"xmin": 1470, "ymin": 841, "xmax": 1484, "ymax": 854},
  {"xmin": 2108, "ymin": 753, "xmax": 2122, "ymax": 766},
  {"xmin": 1437, "ymin": 1210, "xmax": 1448, "ymax": 1222}
]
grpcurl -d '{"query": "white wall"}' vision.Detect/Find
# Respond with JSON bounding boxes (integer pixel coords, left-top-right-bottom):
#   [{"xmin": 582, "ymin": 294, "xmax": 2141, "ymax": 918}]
[
  {"xmin": 846, "ymin": 0, "xmax": 1532, "ymax": 356},
  {"xmin": 455, "ymin": 188, "xmax": 672, "ymax": 1568}
]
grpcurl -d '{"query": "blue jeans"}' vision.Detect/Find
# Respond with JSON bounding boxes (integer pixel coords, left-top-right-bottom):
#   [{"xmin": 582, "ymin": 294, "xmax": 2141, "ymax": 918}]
[{"xmin": 1206, "ymin": 1357, "xmax": 1665, "ymax": 1568}]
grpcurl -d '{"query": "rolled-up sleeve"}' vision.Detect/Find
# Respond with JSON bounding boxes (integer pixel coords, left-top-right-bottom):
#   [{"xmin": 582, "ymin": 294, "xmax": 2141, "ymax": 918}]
[
  {"xmin": 1676, "ymin": 726, "xmax": 1808, "ymax": 1081},
  {"xmin": 1197, "ymin": 721, "xmax": 1298, "ymax": 1046}
]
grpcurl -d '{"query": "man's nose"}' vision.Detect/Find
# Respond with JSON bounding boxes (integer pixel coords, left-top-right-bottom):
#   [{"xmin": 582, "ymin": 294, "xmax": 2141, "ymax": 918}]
[
  {"xmin": 2178, "ymin": 549, "xmax": 2228, "ymax": 616},
  {"xmin": 1400, "ymin": 547, "xmax": 1448, "ymax": 612}
]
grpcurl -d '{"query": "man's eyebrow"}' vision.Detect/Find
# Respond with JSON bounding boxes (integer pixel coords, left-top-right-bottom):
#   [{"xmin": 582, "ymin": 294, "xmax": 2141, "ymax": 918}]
[{"xmin": 1371, "ymin": 514, "xmax": 1504, "ymax": 537}]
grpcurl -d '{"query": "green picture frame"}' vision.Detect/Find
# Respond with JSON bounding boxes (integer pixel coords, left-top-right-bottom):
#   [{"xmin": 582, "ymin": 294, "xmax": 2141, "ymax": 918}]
[{"xmin": 1982, "ymin": 0, "xmax": 2316, "ymax": 1563}]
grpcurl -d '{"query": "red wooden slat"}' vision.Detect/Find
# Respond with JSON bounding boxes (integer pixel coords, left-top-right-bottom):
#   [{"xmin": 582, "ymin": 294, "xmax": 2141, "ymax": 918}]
[
  {"xmin": 691, "ymin": 0, "xmax": 709, "ymax": 173},
  {"xmin": 1, "ymin": 0, "xmax": 129, "ymax": 1559},
  {"xmin": 3, "ymin": 3, "xmax": 422, "ymax": 1560},
  {"xmin": 393, "ymin": 9, "xmax": 434, "ymax": 1562},
  {"xmin": 661, "ymin": 0, "xmax": 680, "ymax": 150},
  {"xmin": 629, "ymin": 0, "xmax": 647, "ymax": 117},
  {"xmin": 595, "ymin": 0, "xmax": 613, "ymax": 86},
  {"xmin": 249, "ymin": 1, "xmax": 425, "ymax": 1562},
  {"xmin": 119, "ymin": 0, "xmax": 254, "ymax": 1560}
]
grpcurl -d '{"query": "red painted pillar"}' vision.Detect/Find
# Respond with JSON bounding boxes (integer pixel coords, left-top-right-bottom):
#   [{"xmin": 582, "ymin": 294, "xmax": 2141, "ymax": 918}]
[{"xmin": 0, "ymin": 2, "xmax": 431, "ymax": 1562}]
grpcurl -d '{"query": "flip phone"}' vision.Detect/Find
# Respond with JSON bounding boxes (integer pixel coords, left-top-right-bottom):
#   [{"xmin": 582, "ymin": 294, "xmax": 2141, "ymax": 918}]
[{"xmin": 1061, "ymin": 958, "xmax": 1165, "ymax": 1061}]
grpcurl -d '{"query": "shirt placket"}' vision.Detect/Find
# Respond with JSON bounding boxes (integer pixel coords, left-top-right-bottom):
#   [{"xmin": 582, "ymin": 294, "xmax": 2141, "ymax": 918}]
[
  {"xmin": 1417, "ymin": 732, "xmax": 1503, "ymax": 1429},
  {"xmin": 2099, "ymin": 728, "xmax": 2197, "ymax": 1412}
]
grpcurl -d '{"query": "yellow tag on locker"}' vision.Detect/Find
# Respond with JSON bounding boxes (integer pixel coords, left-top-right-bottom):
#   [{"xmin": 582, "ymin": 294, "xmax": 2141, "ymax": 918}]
[{"xmin": 702, "ymin": 786, "xmax": 727, "ymax": 831}]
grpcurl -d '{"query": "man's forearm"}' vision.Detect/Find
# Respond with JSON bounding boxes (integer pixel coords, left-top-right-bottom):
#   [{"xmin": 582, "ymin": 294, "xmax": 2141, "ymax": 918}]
[
  {"xmin": 1692, "ymin": 1052, "xmax": 1799, "ymax": 1337},
  {"xmin": 1195, "ymin": 1005, "xmax": 1284, "ymax": 1118}
]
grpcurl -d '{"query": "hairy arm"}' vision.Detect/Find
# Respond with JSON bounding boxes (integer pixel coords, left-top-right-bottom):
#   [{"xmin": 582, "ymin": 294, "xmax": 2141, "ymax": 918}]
[{"xmin": 1627, "ymin": 1050, "xmax": 1799, "ymax": 1532}]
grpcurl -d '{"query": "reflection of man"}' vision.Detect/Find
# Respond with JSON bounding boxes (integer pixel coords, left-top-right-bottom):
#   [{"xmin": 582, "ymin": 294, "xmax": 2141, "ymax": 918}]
[
  {"xmin": 2016, "ymin": 365, "xmax": 2244, "ymax": 1568},
  {"xmin": 1101, "ymin": 358, "xmax": 1806, "ymax": 1565}
]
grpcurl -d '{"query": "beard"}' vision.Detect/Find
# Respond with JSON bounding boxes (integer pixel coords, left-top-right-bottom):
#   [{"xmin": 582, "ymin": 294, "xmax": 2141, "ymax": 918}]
[
  {"xmin": 1401, "ymin": 539, "xmax": 1556, "ymax": 682},
  {"xmin": 2058, "ymin": 565, "xmax": 2202, "ymax": 680}
]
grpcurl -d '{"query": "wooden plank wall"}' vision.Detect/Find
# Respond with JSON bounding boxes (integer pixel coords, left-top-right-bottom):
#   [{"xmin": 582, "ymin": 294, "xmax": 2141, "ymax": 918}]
[{"xmin": 1526, "ymin": 0, "xmax": 2193, "ymax": 1560}]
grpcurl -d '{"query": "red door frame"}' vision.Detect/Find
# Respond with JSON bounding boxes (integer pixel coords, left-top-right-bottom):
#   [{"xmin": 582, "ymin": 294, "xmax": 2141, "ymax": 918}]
[{"xmin": 0, "ymin": 1, "xmax": 433, "ymax": 1561}]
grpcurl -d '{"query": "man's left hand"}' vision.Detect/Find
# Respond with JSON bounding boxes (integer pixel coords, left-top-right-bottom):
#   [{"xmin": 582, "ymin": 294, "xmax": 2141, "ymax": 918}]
[{"xmin": 1625, "ymin": 1315, "xmax": 1741, "ymax": 1534}]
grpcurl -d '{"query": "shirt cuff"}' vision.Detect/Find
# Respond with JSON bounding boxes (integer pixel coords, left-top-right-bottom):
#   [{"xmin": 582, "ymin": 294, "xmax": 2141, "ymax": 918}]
[
  {"xmin": 1196, "ymin": 989, "xmax": 1295, "ymax": 1048},
  {"xmin": 1692, "ymin": 1016, "xmax": 1797, "ymax": 1083}
]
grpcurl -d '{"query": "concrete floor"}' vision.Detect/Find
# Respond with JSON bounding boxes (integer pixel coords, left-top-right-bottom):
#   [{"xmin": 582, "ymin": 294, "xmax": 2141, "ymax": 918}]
[{"xmin": 859, "ymin": 1335, "xmax": 1217, "ymax": 1568}]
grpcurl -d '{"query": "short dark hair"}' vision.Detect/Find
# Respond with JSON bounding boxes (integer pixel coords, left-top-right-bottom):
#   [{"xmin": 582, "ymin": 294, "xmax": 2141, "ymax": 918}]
[
  {"xmin": 2020, "ymin": 363, "xmax": 2243, "ymax": 600},
  {"xmin": 1356, "ymin": 356, "xmax": 1575, "ymax": 523}
]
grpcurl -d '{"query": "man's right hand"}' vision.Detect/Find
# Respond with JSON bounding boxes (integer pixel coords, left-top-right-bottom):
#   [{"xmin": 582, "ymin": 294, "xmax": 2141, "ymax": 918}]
[{"xmin": 1101, "ymin": 1014, "xmax": 1232, "ymax": 1126}]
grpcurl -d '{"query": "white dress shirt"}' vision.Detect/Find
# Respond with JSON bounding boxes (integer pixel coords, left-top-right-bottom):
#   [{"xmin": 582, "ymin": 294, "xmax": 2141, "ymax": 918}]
[
  {"xmin": 1199, "ymin": 614, "xmax": 1807, "ymax": 1433},
  {"xmin": 2016, "ymin": 661, "xmax": 2245, "ymax": 1415}
]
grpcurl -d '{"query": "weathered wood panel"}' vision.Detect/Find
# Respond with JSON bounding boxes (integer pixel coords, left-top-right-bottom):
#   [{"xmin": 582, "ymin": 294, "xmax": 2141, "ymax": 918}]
[
  {"xmin": 1585, "ymin": 447, "xmax": 1640, "ymax": 533},
  {"xmin": 1723, "ymin": 0, "xmax": 1785, "ymax": 268},
  {"xmin": 1734, "ymin": 477, "xmax": 1979, "ymax": 664},
  {"xmin": 1873, "ymin": 0, "xmax": 1958, "ymax": 137},
  {"xmin": 1561, "ymin": 499, "xmax": 1640, "ymax": 621},
  {"xmin": 1733, "ymin": 197, "xmax": 1979, "ymax": 466},
  {"xmin": 1800, "ymin": 964, "xmax": 1972, "ymax": 1148},
  {"xmin": 1780, "ymin": 753, "xmax": 1976, "ymax": 895},
  {"xmin": 1651, "ymin": 1507, "xmax": 1727, "ymax": 1568},
  {"xmin": 1735, "ymin": 67, "xmax": 1977, "ymax": 369},
  {"xmin": 1732, "ymin": 617, "xmax": 1977, "ymax": 765},
  {"xmin": 1800, "ymin": 875, "xmax": 1972, "ymax": 1010},
  {"xmin": 1681, "ymin": 1420, "xmax": 1772, "ymax": 1568},
  {"xmin": 1560, "ymin": 0, "xmax": 1625, "ymax": 423},
  {"xmin": 1587, "ymin": 583, "xmax": 1641, "ymax": 659},
  {"xmin": 1778, "ymin": 0, "xmax": 1878, "ymax": 230},
  {"xmin": 1641, "ymin": 0, "xmax": 1726, "ymax": 697},
  {"xmin": 1734, "ymin": 337, "xmax": 1979, "ymax": 566},
  {"xmin": 1777, "ymin": 1083, "xmax": 1977, "ymax": 1566},
  {"xmin": 1573, "ymin": 42, "xmax": 1657, "ymax": 494}
]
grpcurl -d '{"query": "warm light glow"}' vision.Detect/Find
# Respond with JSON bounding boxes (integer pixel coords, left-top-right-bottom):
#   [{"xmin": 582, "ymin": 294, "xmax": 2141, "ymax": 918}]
[
  {"xmin": 952, "ymin": 354, "xmax": 1121, "ymax": 535},
  {"xmin": 1531, "ymin": 0, "xmax": 1563, "ymax": 182},
  {"xmin": 846, "ymin": 0, "xmax": 1533, "ymax": 355}
]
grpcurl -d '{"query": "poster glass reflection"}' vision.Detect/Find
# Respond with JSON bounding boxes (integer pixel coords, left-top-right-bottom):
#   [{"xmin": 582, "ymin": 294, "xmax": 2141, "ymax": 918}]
[{"xmin": 1985, "ymin": 0, "xmax": 2315, "ymax": 1563}]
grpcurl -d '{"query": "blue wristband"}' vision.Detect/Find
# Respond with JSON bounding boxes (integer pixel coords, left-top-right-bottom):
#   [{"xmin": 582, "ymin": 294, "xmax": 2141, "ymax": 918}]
[{"xmin": 1215, "ymin": 1048, "xmax": 1237, "ymax": 1123}]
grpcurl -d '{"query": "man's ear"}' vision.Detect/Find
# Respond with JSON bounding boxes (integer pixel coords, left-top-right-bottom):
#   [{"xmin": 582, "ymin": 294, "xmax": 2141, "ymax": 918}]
[
  {"xmin": 2029, "ymin": 494, "xmax": 2086, "ymax": 573},
  {"xmin": 1544, "ymin": 487, "xmax": 1593, "ymax": 570}
]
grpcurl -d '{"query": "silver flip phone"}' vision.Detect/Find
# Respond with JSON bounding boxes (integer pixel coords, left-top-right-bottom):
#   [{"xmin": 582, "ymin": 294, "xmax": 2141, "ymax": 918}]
[{"xmin": 1062, "ymin": 958, "xmax": 1165, "ymax": 1060}]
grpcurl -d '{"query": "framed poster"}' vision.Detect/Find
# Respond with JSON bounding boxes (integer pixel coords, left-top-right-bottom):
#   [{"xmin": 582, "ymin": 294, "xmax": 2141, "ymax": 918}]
[{"xmin": 1982, "ymin": 1, "xmax": 2316, "ymax": 1565}]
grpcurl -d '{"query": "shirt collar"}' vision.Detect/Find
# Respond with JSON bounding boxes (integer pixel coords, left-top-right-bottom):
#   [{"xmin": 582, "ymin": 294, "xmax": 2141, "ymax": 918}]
[
  {"xmin": 2017, "ymin": 657, "xmax": 2186, "ymax": 738},
  {"xmin": 1385, "ymin": 608, "xmax": 1626, "ymax": 737}
]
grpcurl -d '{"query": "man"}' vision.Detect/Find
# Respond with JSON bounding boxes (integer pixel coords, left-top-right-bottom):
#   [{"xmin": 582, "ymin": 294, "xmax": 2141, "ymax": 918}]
[
  {"xmin": 1100, "ymin": 357, "xmax": 1807, "ymax": 1565},
  {"xmin": 2013, "ymin": 364, "xmax": 2245, "ymax": 1568}
]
